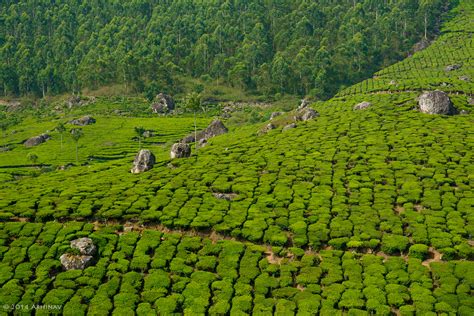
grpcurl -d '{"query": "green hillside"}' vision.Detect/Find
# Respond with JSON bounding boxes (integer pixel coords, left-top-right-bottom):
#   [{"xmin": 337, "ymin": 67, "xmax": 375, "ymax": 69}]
[{"xmin": 0, "ymin": 0, "xmax": 473, "ymax": 315}]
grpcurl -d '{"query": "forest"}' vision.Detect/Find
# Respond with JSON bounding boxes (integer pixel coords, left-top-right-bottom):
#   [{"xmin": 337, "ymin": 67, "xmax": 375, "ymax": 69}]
[{"xmin": 1, "ymin": 0, "xmax": 449, "ymax": 99}]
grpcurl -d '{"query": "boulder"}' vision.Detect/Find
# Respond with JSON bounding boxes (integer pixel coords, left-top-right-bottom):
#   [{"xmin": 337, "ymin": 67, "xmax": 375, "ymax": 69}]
[
  {"xmin": 412, "ymin": 38, "xmax": 431, "ymax": 53},
  {"xmin": 418, "ymin": 91, "xmax": 456, "ymax": 115},
  {"xmin": 445, "ymin": 64, "xmax": 461, "ymax": 72},
  {"xmin": 70, "ymin": 237, "xmax": 96, "ymax": 256},
  {"xmin": 282, "ymin": 123, "xmax": 297, "ymax": 131},
  {"xmin": 259, "ymin": 123, "xmax": 276, "ymax": 135},
  {"xmin": 151, "ymin": 93, "xmax": 175, "ymax": 113},
  {"xmin": 182, "ymin": 119, "xmax": 228, "ymax": 143},
  {"xmin": 70, "ymin": 116, "xmax": 96, "ymax": 126},
  {"xmin": 295, "ymin": 108, "xmax": 319, "ymax": 121},
  {"xmin": 353, "ymin": 101, "xmax": 372, "ymax": 111},
  {"xmin": 60, "ymin": 253, "xmax": 94, "ymax": 270},
  {"xmin": 459, "ymin": 110, "xmax": 470, "ymax": 115},
  {"xmin": 170, "ymin": 143, "xmax": 191, "ymax": 159},
  {"xmin": 468, "ymin": 97, "xmax": 474, "ymax": 105},
  {"xmin": 24, "ymin": 134, "xmax": 50, "ymax": 147},
  {"xmin": 459, "ymin": 75, "xmax": 470, "ymax": 82},
  {"xmin": 213, "ymin": 192, "xmax": 237, "ymax": 201},
  {"xmin": 270, "ymin": 112, "xmax": 283, "ymax": 120},
  {"xmin": 131, "ymin": 149, "xmax": 156, "ymax": 174},
  {"xmin": 389, "ymin": 80, "xmax": 397, "ymax": 85},
  {"xmin": 203, "ymin": 119, "xmax": 228, "ymax": 139}
]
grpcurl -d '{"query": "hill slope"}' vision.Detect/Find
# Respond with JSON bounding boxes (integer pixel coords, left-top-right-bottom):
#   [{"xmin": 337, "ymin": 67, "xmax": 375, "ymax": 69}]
[{"xmin": 0, "ymin": 0, "xmax": 473, "ymax": 315}]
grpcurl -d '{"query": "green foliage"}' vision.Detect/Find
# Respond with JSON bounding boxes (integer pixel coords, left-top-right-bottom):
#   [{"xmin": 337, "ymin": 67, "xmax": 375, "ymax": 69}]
[
  {"xmin": 0, "ymin": 0, "xmax": 449, "ymax": 98},
  {"xmin": 408, "ymin": 244, "xmax": 430, "ymax": 260}
]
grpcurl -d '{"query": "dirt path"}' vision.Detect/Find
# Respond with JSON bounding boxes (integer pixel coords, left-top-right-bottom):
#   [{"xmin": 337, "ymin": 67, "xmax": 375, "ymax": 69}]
[{"xmin": 422, "ymin": 247, "xmax": 443, "ymax": 269}]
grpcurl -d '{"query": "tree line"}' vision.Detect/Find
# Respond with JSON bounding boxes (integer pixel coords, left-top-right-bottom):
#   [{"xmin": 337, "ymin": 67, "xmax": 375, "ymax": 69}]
[{"xmin": 0, "ymin": 0, "xmax": 448, "ymax": 99}]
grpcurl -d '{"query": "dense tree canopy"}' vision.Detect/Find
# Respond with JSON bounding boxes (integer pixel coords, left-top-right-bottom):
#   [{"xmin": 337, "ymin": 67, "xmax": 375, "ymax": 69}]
[{"xmin": 0, "ymin": 0, "xmax": 449, "ymax": 99}]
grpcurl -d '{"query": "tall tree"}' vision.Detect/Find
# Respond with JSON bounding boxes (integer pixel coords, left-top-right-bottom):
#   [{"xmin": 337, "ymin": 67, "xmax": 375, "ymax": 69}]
[
  {"xmin": 70, "ymin": 128, "xmax": 83, "ymax": 164},
  {"xmin": 55, "ymin": 122, "xmax": 66, "ymax": 150},
  {"xmin": 184, "ymin": 92, "xmax": 202, "ymax": 152}
]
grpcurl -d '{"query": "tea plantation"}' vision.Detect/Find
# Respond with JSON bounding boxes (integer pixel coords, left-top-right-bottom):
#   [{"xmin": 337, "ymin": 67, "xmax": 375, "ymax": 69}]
[
  {"xmin": 0, "ymin": 221, "xmax": 472, "ymax": 315},
  {"xmin": 0, "ymin": 0, "xmax": 473, "ymax": 315}
]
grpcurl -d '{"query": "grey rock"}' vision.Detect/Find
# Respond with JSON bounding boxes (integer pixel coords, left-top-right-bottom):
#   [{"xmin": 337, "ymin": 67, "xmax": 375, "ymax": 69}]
[
  {"xmin": 389, "ymin": 80, "xmax": 397, "ymax": 85},
  {"xmin": 459, "ymin": 76, "xmax": 470, "ymax": 82},
  {"xmin": 222, "ymin": 106, "xmax": 233, "ymax": 113},
  {"xmin": 298, "ymin": 99, "xmax": 309, "ymax": 110},
  {"xmin": 66, "ymin": 95, "xmax": 96, "ymax": 109},
  {"xmin": 418, "ymin": 91, "xmax": 456, "ymax": 115},
  {"xmin": 282, "ymin": 123, "xmax": 297, "ymax": 131},
  {"xmin": 412, "ymin": 38, "xmax": 431, "ymax": 53},
  {"xmin": 70, "ymin": 116, "xmax": 96, "ymax": 126},
  {"xmin": 70, "ymin": 237, "xmax": 96, "ymax": 256},
  {"xmin": 170, "ymin": 143, "xmax": 191, "ymax": 159},
  {"xmin": 57, "ymin": 163, "xmax": 73, "ymax": 171},
  {"xmin": 259, "ymin": 123, "xmax": 276, "ymax": 135},
  {"xmin": 60, "ymin": 253, "xmax": 93, "ymax": 270},
  {"xmin": 468, "ymin": 97, "xmax": 474, "ymax": 105},
  {"xmin": 203, "ymin": 119, "xmax": 228, "ymax": 139},
  {"xmin": 142, "ymin": 130, "xmax": 154, "ymax": 138},
  {"xmin": 459, "ymin": 110, "xmax": 470, "ymax": 115},
  {"xmin": 151, "ymin": 93, "xmax": 175, "ymax": 113},
  {"xmin": 198, "ymin": 138, "xmax": 208, "ymax": 148},
  {"xmin": 445, "ymin": 64, "xmax": 461, "ymax": 72},
  {"xmin": 270, "ymin": 112, "xmax": 283, "ymax": 120},
  {"xmin": 24, "ymin": 134, "xmax": 50, "ymax": 147},
  {"xmin": 295, "ymin": 108, "xmax": 319, "ymax": 121},
  {"xmin": 213, "ymin": 192, "xmax": 237, "ymax": 201},
  {"xmin": 131, "ymin": 149, "xmax": 156, "ymax": 173},
  {"xmin": 182, "ymin": 119, "xmax": 228, "ymax": 143},
  {"xmin": 353, "ymin": 101, "xmax": 372, "ymax": 111}
]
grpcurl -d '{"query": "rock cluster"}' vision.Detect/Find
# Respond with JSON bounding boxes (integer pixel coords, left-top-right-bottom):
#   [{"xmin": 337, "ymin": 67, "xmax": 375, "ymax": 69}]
[
  {"xmin": 70, "ymin": 116, "xmax": 96, "ymax": 126},
  {"xmin": 182, "ymin": 119, "xmax": 228, "ymax": 143},
  {"xmin": 353, "ymin": 101, "xmax": 372, "ymax": 111},
  {"xmin": 170, "ymin": 143, "xmax": 191, "ymax": 159},
  {"xmin": 24, "ymin": 134, "xmax": 50, "ymax": 147},
  {"xmin": 60, "ymin": 237, "xmax": 96, "ymax": 270},
  {"xmin": 131, "ymin": 149, "xmax": 156, "ymax": 174},
  {"xmin": 151, "ymin": 93, "xmax": 175, "ymax": 113},
  {"xmin": 418, "ymin": 91, "xmax": 456, "ymax": 115}
]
